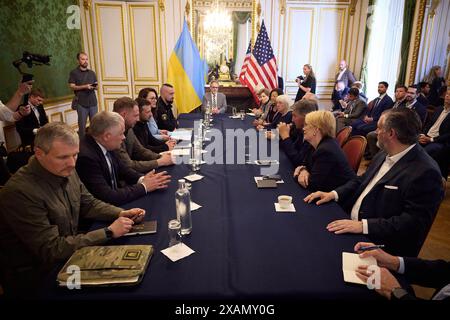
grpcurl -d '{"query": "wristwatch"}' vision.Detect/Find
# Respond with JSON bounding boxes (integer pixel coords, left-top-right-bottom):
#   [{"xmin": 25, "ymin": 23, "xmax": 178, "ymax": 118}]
[
  {"xmin": 391, "ymin": 287, "xmax": 409, "ymax": 300},
  {"xmin": 104, "ymin": 227, "xmax": 114, "ymax": 239}
]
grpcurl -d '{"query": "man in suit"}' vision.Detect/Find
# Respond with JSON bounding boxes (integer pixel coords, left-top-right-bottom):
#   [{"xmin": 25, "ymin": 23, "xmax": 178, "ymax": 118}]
[
  {"xmin": 419, "ymin": 88, "xmax": 450, "ymax": 176},
  {"xmin": 352, "ymin": 82, "xmax": 394, "ymax": 136},
  {"xmin": 364, "ymin": 85, "xmax": 409, "ymax": 160},
  {"xmin": 417, "ymin": 81, "xmax": 431, "ymax": 107},
  {"xmin": 15, "ymin": 88, "xmax": 49, "ymax": 147},
  {"xmin": 331, "ymin": 80, "xmax": 349, "ymax": 112},
  {"xmin": 335, "ymin": 60, "xmax": 356, "ymax": 88},
  {"xmin": 278, "ymin": 99, "xmax": 316, "ymax": 166},
  {"xmin": 113, "ymin": 97, "xmax": 173, "ymax": 173},
  {"xmin": 202, "ymin": 80, "xmax": 227, "ymax": 114},
  {"xmin": 156, "ymin": 83, "xmax": 178, "ymax": 131},
  {"xmin": 304, "ymin": 108, "xmax": 444, "ymax": 257},
  {"xmin": 335, "ymin": 87, "xmax": 368, "ymax": 132},
  {"xmin": 405, "ymin": 85, "xmax": 427, "ymax": 125},
  {"xmin": 76, "ymin": 111, "xmax": 171, "ymax": 206},
  {"xmin": 354, "ymin": 241, "xmax": 450, "ymax": 300}
]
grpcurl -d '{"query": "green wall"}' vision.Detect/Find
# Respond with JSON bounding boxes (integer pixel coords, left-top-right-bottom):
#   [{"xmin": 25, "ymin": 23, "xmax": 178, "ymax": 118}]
[{"xmin": 0, "ymin": 0, "xmax": 82, "ymax": 102}]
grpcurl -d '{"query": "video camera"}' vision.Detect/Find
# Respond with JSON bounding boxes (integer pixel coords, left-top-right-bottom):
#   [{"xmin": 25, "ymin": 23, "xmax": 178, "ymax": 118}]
[{"xmin": 12, "ymin": 51, "xmax": 51, "ymax": 83}]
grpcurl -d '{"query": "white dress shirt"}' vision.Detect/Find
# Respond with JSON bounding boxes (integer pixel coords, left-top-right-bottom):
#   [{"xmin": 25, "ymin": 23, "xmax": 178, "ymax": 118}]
[
  {"xmin": 332, "ymin": 144, "xmax": 416, "ymax": 234},
  {"xmin": 427, "ymin": 108, "xmax": 450, "ymax": 139}
]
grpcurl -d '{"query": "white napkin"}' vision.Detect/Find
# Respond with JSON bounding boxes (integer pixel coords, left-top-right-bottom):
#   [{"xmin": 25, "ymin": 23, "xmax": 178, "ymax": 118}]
[
  {"xmin": 274, "ymin": 203, "xmax": 296, "ymax": 212},
  {"xmin": 190, "ymin": 201, "xmax": 202, "ymax": 211},
  {"xmin": 161, "ymin": 243, "xmax": 195, "ymax": 262},
  {"xmin": 184, "ymin": 174, "xmax": 204, "ymax": 182}
]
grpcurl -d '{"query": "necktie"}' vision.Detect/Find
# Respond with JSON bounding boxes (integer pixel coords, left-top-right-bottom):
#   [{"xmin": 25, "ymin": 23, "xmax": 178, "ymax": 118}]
[
  {"xmin": 212, "ymin": 94, "xmax": 216, "ymax": 108},
  {"xmin": 106, "ymin": 151, "xmax": 118, "ymax": 190}
]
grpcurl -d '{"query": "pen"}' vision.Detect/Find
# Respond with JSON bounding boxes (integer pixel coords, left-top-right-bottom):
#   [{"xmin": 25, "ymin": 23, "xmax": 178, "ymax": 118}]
[{"xmin": 358, "ymin": 244, "xmax": 385, "ymax": 252}]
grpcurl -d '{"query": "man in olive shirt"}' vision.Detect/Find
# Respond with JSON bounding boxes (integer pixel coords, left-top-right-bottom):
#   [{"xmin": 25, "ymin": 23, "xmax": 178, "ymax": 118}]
[
  {"xmin": 0, "ymin": 122, "xmax": 145, "ymax": 298},
  {"xmin": 68, "ymin": 52, "xmax": 98, "ymax": 138},
  {"xmin": 156, "ymin": 83, "xmax": 178, "ymax": 131}
]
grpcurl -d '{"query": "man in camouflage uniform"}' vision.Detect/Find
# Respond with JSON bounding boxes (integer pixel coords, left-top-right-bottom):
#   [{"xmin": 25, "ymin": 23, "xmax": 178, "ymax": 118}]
[{"xmin": 156, "ymin": 83, "xmax": 178, "ymax": 131}]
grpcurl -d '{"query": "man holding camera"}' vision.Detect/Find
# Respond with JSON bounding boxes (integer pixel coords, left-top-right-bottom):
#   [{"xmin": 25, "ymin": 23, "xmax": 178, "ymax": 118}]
[{"xmin": 68, "ymin": 52, "xmax": 98, "ymax": 138}]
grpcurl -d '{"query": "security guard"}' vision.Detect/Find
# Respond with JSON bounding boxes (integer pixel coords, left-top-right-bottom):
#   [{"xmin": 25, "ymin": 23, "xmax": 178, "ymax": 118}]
[{"xmin": 156, "ymin": 83, "xmax": 178, "ymax": 131}]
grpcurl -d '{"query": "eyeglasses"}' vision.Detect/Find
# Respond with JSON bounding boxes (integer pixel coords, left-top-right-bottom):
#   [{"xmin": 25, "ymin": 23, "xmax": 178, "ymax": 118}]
[{"xmin": 211, "ymin": 86, "xmax": 219, "ymax": 89}]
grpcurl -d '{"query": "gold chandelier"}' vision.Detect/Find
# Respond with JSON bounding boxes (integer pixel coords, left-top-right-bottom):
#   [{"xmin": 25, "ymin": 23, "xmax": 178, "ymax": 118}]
[{"xmin": 203, "ymin": 0, "xmax": 232, "ymax": 64}]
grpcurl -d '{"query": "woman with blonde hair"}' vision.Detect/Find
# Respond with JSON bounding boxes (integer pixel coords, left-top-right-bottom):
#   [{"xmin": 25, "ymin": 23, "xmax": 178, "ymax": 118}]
[
  {"xmin": 423, "ymin": 65, "xmax": 445, "ymax": 106},
  {"xmin": 294, "ymin": 110, "xmax": 355, "ymax": 192},
  {"xmin": 295, "ymin": 64, "xmax": 317, "ymax": 102}
]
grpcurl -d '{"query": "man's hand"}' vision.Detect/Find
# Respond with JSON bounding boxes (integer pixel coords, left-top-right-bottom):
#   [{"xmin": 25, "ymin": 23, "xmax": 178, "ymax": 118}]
[
  {"xmin": 418, "ymin": 134, "xmax": 431, "ymax": 145},
  {"xmin": 356, "ymin": 266, "xmax": 401, "ymax": 300},
  {"xmin": 160, "ymin": 130, "xmax": 169, "ymax": 135},
  {"xmin": 108, "ymin": 217, "xmax": 134, "ymax": 238},
  {"xmin": 364, "ymin": 116, "xmax": 373, "ymax": 123},
  {"xmin": 157, "ymin": 153, "xmax": 174, "ymax": 167},
  {"xmin": 165, "ymin": 140, "xmax": 176, "ymax": 151},
  {"xmin": 212, "ymin": 107, "xmax": 219, "ymax": 114},
  {"xmin": 326, "ymin": 219, "xmax": 363, "ymax": 234},
  {"xmin": 354, "ymin": 242, "xmax": 400, "ymax": 271},
  {"xmin": 336, "ymin": 111, "xmax": 344, "ymax": 118},
  {"xmin": 278, "ymin": 122, "xmax": 291, "ymax": 140},
  {"xmin": 142, "ymin": 170, "xmax": 171, "ymax": 192},
  {"xmin": 297, "ymin": 169, "xmax": 310, "ymax": 188},
  {"xmin": 303, "ymin": 191, "xmax": 335, "ymax": 205},
  {"xmin": 119, "ymin": 208, "xmax": 146, "ymax": 223},
  {"xmin": 19, "ymin": 105, "xmax": 31, "ymax": 116},
  {"xmin": 161, "ymin": 134, "xmax": 170, "ymax": 141}
]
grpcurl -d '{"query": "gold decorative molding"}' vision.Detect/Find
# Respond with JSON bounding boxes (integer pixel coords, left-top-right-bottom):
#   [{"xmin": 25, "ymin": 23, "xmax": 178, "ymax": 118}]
[
  {"xmin": 429, "ymin": 0, "xmax": 440, "ymax": 18},
  {"xmin": 349, "ymin": 0, "xmax": 358, "ymax": 16},
  {"xmin": 50, "ymin": 112, "xmax": 64, "ymax": 123},
  {"xmin": 158, "ymin": 0, "xmax": 165, "ymax": 12},
  {"xmin": 83, "ymin": 0, "xmax": 91, "ymax": 10},
  {"xmin": 194, "ymin": 1, "xmax": 252, "ymax": 10},
  {"xmin": 408, "ymin": 0, "xmax": 426, "ymax": 85},
  {"xmin": 280, "ymin": 0, "xmax": 286, "ymax": 15},
  {"xmin": 251, "ymin": 0, "xmax": 259, "ymax": 47}
]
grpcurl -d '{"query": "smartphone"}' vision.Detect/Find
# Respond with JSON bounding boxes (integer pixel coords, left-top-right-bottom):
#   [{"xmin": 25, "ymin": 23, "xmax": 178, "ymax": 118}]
[{"xmin": 91, "ymin": 82, "xmax": 98, "ymax": 87}]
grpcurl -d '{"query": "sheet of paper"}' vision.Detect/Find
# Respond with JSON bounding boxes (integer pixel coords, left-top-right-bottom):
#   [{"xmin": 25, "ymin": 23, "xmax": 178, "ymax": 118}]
[
  {"xmin": 229, "ymin": 115, "xmax": 241, "ymax": 119},
  {"xmin": 246, "ymin": 112, "xmax": 256, "ymax": 116},
  {"xmin": 254, "ymin": 160, "xmax": 280, "ymax": 165},
  {"xmin": 254, "ymin": 177, "xmax": 285, "ymax": 184},
  {"xmin": 274, "ymin": 203, "xmax": 296, "ymax": 212},
  {"xmin": 169, "ymin": 130, "xmax": 192, "ymax": 141},
  {"xmin": 190, "ymin": 201, "xmax": 202, "ymax": 211},
  {"xmin": 171, "ymin": 148, "xmax": 191, "ymax": 156},
  {"xmin": 184, "ymin": 174, "xmax": 204, "ymax": 182},
  {"xmin": 342, "ymin": 252, "xmax": 377, "ymax": 285},
  {"xmin": 161, "ymin": 243, "xmax": 195, "ymax": 262}
]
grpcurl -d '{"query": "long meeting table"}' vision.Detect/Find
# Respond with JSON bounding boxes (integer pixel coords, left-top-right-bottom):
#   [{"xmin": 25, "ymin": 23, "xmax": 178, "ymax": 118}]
[{"xmin": 42, "ymin": 113, "xmax": 378, "ymax": 300}]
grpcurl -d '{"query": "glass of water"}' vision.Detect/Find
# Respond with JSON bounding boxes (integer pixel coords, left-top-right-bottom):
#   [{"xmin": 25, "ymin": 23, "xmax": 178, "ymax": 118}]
[{"xmin": 168, "ymin": 219, "xmax": 181, "ymax": 247}]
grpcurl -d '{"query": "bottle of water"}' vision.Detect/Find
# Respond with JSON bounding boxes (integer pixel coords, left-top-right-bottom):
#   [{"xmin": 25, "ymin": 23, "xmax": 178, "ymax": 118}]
[
  {"xmin": 175, "ymin": 179, "xmax": 192, "ymax": 235},
  {"xmin": 193, "ymin": 139, "xmax": 202, "ymax": 166}
]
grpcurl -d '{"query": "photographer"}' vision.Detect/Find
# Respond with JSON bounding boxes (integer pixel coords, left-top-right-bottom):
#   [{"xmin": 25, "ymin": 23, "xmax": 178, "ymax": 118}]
[
  {"xmin": 68, "ymin": 52, "xmax": 98, "ymax": 138},
  {"xmin": 0, "ymin": 81, "xmax": 33, "ymax": 122},
  {"xmin": 295, "ymin": 64, "xmax": 316, "ymax": 102}
]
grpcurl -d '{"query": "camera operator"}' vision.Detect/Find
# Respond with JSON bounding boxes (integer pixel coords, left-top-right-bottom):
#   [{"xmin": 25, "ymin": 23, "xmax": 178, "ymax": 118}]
[
  {"xmin": 0, "ymin": 81, "xmax": 33, "ymax": 122},
  {"xmin": 68, "ymin": 52, "xmax": 98, "ymax": 138}
]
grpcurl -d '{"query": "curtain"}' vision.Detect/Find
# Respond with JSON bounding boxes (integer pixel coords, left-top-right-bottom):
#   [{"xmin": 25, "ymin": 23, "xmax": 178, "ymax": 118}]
[
  {"xmin": 233, "ymin": 12, "xmax": 251, "ymax": 76},
  {"xmin": 364, "ymin": 0, "xmax": 405, "ymax": 100},
  {"xmin": 396, "ymin": 0, "xmax": 416, "ymax": 86}
]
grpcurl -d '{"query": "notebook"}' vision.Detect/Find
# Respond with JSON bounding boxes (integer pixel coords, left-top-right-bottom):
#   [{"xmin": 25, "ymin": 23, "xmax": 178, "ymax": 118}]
[
  {"xmin": 124, "ymin": 221, "xmax": 157, "ymax": 236},
  {"xmin": 256, "ymin": 179, "xmax": 278, "ymax": 188}
]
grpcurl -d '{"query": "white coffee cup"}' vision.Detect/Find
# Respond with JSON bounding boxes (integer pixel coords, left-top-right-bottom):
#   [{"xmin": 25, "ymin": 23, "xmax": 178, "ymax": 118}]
[{"xmin": 278, "ymin": 195, "xmax": 292, "ymax": 209}]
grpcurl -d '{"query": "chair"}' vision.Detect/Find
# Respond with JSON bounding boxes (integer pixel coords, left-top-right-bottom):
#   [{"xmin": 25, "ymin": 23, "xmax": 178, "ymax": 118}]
[
  {"xmin": 336, "ymin": 126, "xmax": 352, "ymax": 147},
  {"xmin": 342, "ymin": 135, "xmax": 367, "ymax": 172}
]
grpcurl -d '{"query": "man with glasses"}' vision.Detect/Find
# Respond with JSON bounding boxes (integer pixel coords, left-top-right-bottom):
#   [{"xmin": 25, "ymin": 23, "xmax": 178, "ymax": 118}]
[{"xmin": 202, "ymin": 80, "xmax": 227, "ymax": 114}]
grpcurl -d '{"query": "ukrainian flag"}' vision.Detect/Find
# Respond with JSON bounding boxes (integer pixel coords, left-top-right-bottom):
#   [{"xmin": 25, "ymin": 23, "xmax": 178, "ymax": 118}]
[{"xmin": 167, "ymin": 21, "xmax": 206, "ymax": 114}]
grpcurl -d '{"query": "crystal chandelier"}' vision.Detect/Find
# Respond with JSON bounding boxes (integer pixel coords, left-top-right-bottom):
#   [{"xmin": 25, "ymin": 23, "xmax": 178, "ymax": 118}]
[{"xmin": 203, "ymin": 0, "xmax": 232, "ymax": 64}]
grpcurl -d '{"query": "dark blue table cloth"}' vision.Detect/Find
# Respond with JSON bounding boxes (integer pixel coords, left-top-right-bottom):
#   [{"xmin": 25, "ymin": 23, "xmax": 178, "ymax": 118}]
[{"xmin": 42, "ymin": 113, "xmax": 378, "ymax": 300}]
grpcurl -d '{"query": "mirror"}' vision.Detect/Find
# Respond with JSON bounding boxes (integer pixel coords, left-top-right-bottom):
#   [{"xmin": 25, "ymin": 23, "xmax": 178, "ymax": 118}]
[{"xmin": 190, "ymin": 0, "xmax": 257, "ymax": 85}]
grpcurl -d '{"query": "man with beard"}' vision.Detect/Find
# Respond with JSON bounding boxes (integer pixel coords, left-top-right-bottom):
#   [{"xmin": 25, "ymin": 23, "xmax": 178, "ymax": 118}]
[
  {"xmin": 156, "ymin": 83, "xmax": 178, "ymax": 131},
  {"xmin": 304, "ymin": 108, "xmax": 444, "ymax": 257},
  {"xmin": 69, "ymin": 52, "xmax": 98, "ymax": 137}
]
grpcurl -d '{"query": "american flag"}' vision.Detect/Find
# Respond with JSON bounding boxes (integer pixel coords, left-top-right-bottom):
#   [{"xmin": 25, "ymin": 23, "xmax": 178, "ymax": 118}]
[
  {"xmin": 239, "ymin": 41, "xmax": 251, "ymax": 84},
  {"xmin": 239, "ymin": 20, "xmax": 278, "ymax": 102}
]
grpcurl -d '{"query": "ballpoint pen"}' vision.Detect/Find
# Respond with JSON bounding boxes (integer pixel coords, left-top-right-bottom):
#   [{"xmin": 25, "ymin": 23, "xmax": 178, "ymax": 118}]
[{"xmin": 358, "ymin": 244, "xmax": 385, "ymax": 252}]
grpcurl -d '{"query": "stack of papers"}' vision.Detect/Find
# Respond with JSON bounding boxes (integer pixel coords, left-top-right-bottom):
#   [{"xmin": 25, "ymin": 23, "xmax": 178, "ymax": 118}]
[{"xmin": 342, "ymin": 252, "xmax": 377, "ymax": 285}]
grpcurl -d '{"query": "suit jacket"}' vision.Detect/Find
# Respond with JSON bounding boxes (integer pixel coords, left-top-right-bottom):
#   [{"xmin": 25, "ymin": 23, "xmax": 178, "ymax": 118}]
[
  {"xmin": 351, "ymin": 95, "xmax": 394, "ymax": 135},
  {"xmin": 335, "ymin": 144, "xmax": 444, "ymax": 257},
  {"xmin": 343, "ymin": 98, "xmax": 367, "ymax": 120},
  {"xmin": 407, "ymin": 100, "xmax": 427, "ymax": 124},
  {"xmin": 15, "ymin": 104, "xmax": 48, "ymax": 147},
  {"xmin": 417, "ymin": 93, "xmax": 429, "ymax": 107},
  {"xmin": 331, "ymin": 87, "xmax": 349, "ymax": 111},
  {"xmin": 404, "ymin": 257, "xmax": 450, "ymax": 294},
  {"xmin": 423, "ymin": 106, "xmax": 450, "ymax": 145},
  {"xmin": 115, "ymin": 128, "xmax": 160, "ymax": 173},
  {"xmin": 304, "ymin": 136, "xmax": 356, "ymax": 192},
  {"xmin": 76, "ymin": 135, "xmax": 146, "ymax": 206},
  {"xmin": 133, "ymin": 120, "xmax": 168, "ymax": 153},
  {"xmin": 202, "ymin": 92, "xmax": 227, "ymax": 113},
  {"xmin": 280, "ymin": 126, "xmax": 314, "ymax": 167},
  {"xmin": 335, "ymin": 69, "xmax": 356, "ymax": 87}
]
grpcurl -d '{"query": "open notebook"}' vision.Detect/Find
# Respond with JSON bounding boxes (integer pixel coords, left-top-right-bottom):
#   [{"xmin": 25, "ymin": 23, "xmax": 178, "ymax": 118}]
[{"xmin": 342, "ymin": 252, "xmax": 377, "ymax": 285}]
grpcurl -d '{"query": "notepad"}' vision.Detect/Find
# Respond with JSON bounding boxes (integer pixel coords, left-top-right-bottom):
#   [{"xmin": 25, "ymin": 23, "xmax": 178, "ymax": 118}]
[
  {"xmin": 342, "ymin": 252, "xmax": 377, "ymax": 285},
  {"xmin": 124, "ymin": 221, "xmax": 157, "ymax": 236}
]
